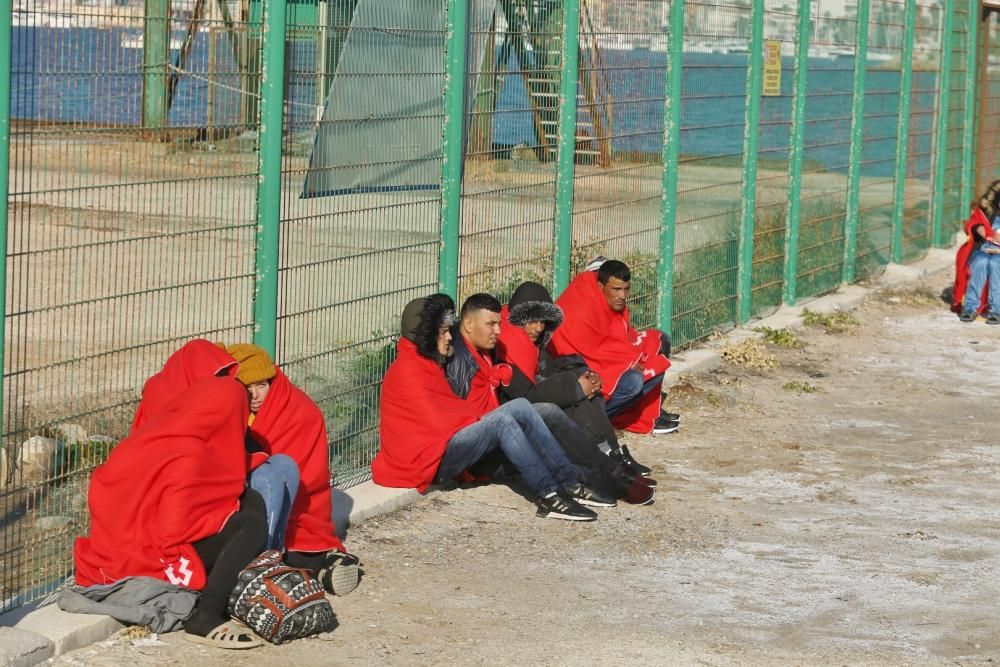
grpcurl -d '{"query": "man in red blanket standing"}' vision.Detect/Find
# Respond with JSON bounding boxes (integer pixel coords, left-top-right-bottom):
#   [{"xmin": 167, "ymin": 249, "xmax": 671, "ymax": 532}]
[
  {"xmin": 550, "ymin": 259, "xmax": 680, "ymax": 435},
  {"xmin": 372, "ymin": 293, "xmax": 604, "ymax": 521},
  {"xmin": 225, "ymin": 343, "xmax": 360, "ymax": 597}
]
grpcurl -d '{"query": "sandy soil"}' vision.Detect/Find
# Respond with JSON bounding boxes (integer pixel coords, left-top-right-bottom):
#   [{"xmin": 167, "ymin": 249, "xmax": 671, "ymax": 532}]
[{"xmin": 53, "ymin": 272, "xmax": 1000, "ymax": 666}]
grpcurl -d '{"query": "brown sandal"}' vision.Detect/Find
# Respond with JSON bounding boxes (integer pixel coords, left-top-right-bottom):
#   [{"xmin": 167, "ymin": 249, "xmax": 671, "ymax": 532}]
[{"xmin": 184, "ymin": 620, "xmax": 263, "ymax": 649}]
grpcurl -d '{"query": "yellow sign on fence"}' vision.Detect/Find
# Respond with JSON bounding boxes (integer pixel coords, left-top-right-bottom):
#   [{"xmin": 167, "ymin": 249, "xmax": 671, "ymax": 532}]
[{"xmin": 763, "ymin": 40, "xmax": 782, "ymax": 96}]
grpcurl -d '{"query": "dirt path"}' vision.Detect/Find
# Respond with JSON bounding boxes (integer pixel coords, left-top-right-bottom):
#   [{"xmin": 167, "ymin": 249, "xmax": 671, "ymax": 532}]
[{"xmin": 54, "ymin": 272, "xmax": 1000, "ymax": 666}]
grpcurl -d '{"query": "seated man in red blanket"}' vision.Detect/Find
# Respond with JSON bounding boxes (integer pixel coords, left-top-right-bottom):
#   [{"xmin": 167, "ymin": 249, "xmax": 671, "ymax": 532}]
[
  {"xmin": 224, "ymin": 343, "xmax": 360, "ymax": 596},
  {"xmin": 77, "ymin": 339, "xmax": 267, "ymax": 649},
  {"xmin": 372, "ymin": 293, "xmax": 603, "ymax": 521},
  {"xmin": 953, "ymin": 179, "xmax": 1000, "ymax": 323},
  {"xmin": 550, "ymin": 259, "xmax": 679, "ymax": 435}
]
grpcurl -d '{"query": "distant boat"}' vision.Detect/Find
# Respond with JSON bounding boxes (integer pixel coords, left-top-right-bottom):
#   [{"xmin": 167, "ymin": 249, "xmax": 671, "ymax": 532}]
[
  {"xmin": 866, "ymin": 50, "xmax": 893, "ymax": 62},
  {"xmin": 121, "ymin": 33, "xmax": 185, "ymax": 50},
  {"xmin": 46, "ymin": 12, "xmax": 76, "ymax": 29}
]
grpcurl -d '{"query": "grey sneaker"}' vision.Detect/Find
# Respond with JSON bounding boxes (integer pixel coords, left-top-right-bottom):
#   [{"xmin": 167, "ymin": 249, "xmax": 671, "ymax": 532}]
[
  {"xmin": 536, "ymin": 492, "xmax": 598, "ymax": 521},
  {"xmin": 987, "ymin": 311, "xmax": 1000, "ymax": 325},
  {"xmin": 959, "ymin": 310, "xmax": 977, "ymax": 322}
]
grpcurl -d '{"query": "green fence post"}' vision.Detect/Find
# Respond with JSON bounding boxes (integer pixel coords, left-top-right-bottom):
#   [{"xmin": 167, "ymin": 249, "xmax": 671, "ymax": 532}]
[
  {"xmin": 890, "ymin": 0, "xmax": 917, "ymax": 263},
  {"xmin": 253, "ymin": 0, "xmax": 288, "ymax": 356},
  {"xmin": 843, "ymin": 0, "xmax": 870, "ymax": 283},
  {"xmin": 439, "ymin": 0, "xmax": 469, "ymax": 297},
  {"xmin": 658, "ymin": 0, "xmax": 685, "ymax": 334},
  {"xmin": 552, "ymin": 0, "xmax": 581, "ymax": 294},
  {"xmin": 962, "ymin": 0, "xmax": 980, "ymax": 210},
  {"xmin": 737, "ymin": 0, "xmax": 765, "ymax": 324},
  {"xmin": 783, "ymin": 0, "xmax": 811, "ymax": 305},
  {"xmin": 0, "ymin": 0, "xmax": 12, "ymax": 448},
  {"xmin": 141, "ymin": 0, "xmax": 170, "ymax": 133},
  {"xmin": 932, "ymin": 0, "xmax": 955, "ymax": 247}
]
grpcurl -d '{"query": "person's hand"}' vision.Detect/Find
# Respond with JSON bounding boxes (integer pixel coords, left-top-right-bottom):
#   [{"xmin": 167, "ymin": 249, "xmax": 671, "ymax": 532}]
[{"xmin": 586, "ymin": 371, "xmax": 603, "ymax": 394}]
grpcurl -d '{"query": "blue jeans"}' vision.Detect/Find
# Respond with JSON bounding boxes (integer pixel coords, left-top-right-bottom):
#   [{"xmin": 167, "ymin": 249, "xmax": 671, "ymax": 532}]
[
  {"xmin": 435, "ymin": 398, "xmax": 581, "ymax": 497},
  {"xmin": 248, "ymin": 453, "xmax": 299, "ymax": 552},
  {"xmin": 605, "ymin": 369, "xmax": 664, "ymax": 417},
  {"xmin": 965, "ymin": 249, "xmax": 1000, "ymax": 314}
]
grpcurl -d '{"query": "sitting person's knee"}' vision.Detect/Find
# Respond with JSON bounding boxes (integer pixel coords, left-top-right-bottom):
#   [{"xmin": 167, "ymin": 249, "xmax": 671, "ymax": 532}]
[{"xmin": 615, "ymin": 369, "xmax": 645, "ymax": 400}]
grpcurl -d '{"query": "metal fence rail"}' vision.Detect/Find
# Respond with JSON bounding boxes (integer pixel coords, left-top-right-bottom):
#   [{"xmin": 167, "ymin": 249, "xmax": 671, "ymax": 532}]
[{"xmin": 1, "ymin": 0, "xmax": 995, "ymax": 614}]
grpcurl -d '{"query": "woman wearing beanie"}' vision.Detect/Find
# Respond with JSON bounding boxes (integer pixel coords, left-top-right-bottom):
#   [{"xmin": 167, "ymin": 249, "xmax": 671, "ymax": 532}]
[{"xmin": 226, "ymin": 343, "xmax": 361, "ymax": 597}]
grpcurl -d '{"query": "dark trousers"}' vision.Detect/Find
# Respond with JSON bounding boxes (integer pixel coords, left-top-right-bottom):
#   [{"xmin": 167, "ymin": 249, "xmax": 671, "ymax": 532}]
[
  {"xmin": 188, "ymin": 489, "xmax": 267, "ymax": 634},
  {"xmin": 532, "ymin": 402, "xmax": 626, "ymax": 497}
]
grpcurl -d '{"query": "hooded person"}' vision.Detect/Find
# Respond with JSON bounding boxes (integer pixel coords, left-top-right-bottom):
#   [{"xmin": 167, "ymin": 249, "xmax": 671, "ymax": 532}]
[
  {"xmin": 953, "ymin": 179, "xmax": 1000, "ymax": 323},
  {"xmin": 76, "ymin": 342, "xmax": 267, "ymax": 649},
  {"xmin": 373, "ymin": 293, "xmax": 603, "ymax": 521},
  {"xmin": 225, "ymin": 343, "xmax": 360, "ymax": 597},
  {"xmin": 495, "ymin": 281, "xmax": 655, "ymax": 505},
  {"xmin": 550, "ymin": 259, "xmax": 679, "ymax": 435}
]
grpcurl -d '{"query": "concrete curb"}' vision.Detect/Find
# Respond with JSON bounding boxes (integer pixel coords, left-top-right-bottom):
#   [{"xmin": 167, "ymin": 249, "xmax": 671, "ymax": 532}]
[{"xmin": 0, "ymin": 246, "xmax": 956, "ymax": 666}]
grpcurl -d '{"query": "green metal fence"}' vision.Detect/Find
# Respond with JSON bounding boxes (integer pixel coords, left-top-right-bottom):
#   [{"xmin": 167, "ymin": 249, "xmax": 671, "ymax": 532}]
[{"xmin": 1, "ymin": 0, "xmax": 995, "ymax": 613}]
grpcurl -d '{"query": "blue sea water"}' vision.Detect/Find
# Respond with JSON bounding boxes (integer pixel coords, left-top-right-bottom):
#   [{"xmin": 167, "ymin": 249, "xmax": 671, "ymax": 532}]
[{"xmin": 10, "ymin": 26, "xmax": 936, "ymax": 178}]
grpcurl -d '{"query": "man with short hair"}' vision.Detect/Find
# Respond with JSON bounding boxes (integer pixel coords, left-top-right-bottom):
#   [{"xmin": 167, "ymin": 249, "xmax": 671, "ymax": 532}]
[
  {"xmin": 373, "ymin": 294, "xmax": 605, "ymax": 521},
  {"xmin": 550, "ymin": 259, "xmax": 680, "ymax": 434}
]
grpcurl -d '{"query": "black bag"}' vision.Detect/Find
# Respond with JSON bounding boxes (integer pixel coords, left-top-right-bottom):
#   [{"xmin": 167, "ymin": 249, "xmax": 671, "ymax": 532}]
[{"xmin": 227, "ymin": 550, "xmax": 336, "ymax": 644}]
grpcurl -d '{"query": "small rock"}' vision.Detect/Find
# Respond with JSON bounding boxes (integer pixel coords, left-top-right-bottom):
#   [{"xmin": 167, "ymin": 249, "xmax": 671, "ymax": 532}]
[
  {"xmin": 887, "ymin": 296, "xmax": 901, "ymax": 304},
  {"xmin": 53, "ymin": 423, "xmax": 88, "ymax": 444}
]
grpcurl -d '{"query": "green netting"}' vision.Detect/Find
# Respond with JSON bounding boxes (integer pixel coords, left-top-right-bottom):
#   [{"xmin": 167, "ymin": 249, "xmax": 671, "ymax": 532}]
[
  {"xmin": 900, "ymin": 0, "xmax": 941, "ymax": 262},
  {"xmin": 795, "ymin": 1, "xmax": 854, "ymax": 298},
  {"xmin": 977, "ymin": 14, "xmax": 1000, "ymax": 188},
  {"xmin": 569, "ymin": 0, "xmax": 668, "ymax": 332},
  {"xmin": 670, "ymin": 0, "xmax": 747, "ymax": 345},
  {"xmin": 854, "ymin": 0, "xmax": 903, "ymax": 280},
  {"xmin": 3, "ymin": 0, "xmax": 260, "ymax": 609},
  {"xmin": 941, "ymin": 0, "xmax": 971, "ymax": 236},
  {"xmin": 750, "ymin": 0, "xmax": 795, "ymax": 317}
]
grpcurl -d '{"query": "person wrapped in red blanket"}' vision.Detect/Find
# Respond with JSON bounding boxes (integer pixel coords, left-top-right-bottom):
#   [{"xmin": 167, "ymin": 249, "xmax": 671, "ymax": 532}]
[
  {"xmin": 76, "ymin": 339, "xmax": 268, "ymax": 649},
  {"xmin": 224, "ymin": 343, "xmax": 361, "ymax": 597},
  {"xmin": 953, "ymin": 179, "xmax": 1000, "ymax": 323},
  {"xmin": 549, "ymin": 259, "xmax": 679, "ymax": 435},
  {"xmin": 372, "ymin": 293, "xmax": 602, "ymax": 521}
]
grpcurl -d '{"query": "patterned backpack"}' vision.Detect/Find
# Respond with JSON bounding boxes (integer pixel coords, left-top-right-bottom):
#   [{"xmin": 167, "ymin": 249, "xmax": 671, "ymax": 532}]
[{"xmin": 227, "ymin": 550, "xmax": 337, "ymax": 644}]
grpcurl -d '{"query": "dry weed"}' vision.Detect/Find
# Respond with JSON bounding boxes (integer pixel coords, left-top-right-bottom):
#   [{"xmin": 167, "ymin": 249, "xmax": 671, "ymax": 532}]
[{"xmin": 719, "ymin": 338, "xmax": 779, "ymax": 369}]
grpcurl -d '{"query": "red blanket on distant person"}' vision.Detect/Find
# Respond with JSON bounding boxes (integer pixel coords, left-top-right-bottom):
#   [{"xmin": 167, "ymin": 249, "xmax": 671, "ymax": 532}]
[
  {"xmin": 952, "ymin": 208, "xmax": 993, "ymax": 314},
  {"xmin": 131, "ymin": 339, "xmax": 238, "ymax": 433},
  {"xmin": 550, "ymin": 271, "xmax": 670, "ymax": 433},
  {"xmin": 372, "ymin": 338, "xmax": 486, "ymax": 492},
  {"xmin": 248, "ymin": 368, "xmax": 345, "ymax": 554},
  {"xmin": 74, "ymin": 377, "xmax": 249, "ymax": 589},
  {"xmin": 496, "ymin": 305, "xmax": 540, "ymax": 382}
]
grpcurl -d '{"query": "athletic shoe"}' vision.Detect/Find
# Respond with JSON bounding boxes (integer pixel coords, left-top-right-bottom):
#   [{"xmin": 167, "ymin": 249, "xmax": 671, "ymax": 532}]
[
  {"xmin": 652, "ymin": 416, "xmax": 680, "ymax": 434},
  {"xmin": 959, "ymin": 310, "xmax": 977, "ymax": 322},
  {"xmin": 536, "ymin": 492, "xmax": 598, "ymax": 521},
  {"xmin": 621, "ymin": 477, "xmax": 655, "ymax": 505},
  {"xmin": 661, "ymin": 412, "xmax": 681, "ymax": 421},
  {"xmin": 612, "ymin": 445, "xmax": 652, "ymax": 476},
  {"xmin": 564, "ymin": 482, "xmax": 617, "ymax": 507},
  {"xmin": 318, "ymin": 550, "xmax": 361, "ymax": 596},
  {"xmin": 987, "ymin": 311, "xmax": 1000, "ymax": 325}
]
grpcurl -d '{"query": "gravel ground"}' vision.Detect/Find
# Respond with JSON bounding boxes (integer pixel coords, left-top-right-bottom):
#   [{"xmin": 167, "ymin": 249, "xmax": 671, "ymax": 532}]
[{"xmin": 53, "ymin": 272, "xmax": 1000, "ymax": 666}]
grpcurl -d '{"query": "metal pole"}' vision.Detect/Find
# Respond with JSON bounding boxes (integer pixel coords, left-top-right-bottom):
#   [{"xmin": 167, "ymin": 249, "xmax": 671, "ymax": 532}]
[
  {"xmin": 931, "ymin": 0, "xmax": 955, "ymax": 247},
  {"xmin": 737, "ymin": 0, "xmax": 765, "ymax": 324},
  {"xmin": 439, "ymin": 0, "xmax": 469, "ymax": 297},
  {"xmin": 141, "ymin": 0, "xmax": 170, "ymax": 134},
  {"xmin": 890, "ymin": 0, "xmax": 917, "ymax": 263},
  {"xmin": 0, "ymin": 0, "xmax": 12, "ymax": 450},
  {"xmin": 843, "ymin": 0, "xmax": 871, "ymax": 283},
  {"xmin": 784, "ymin": 0, "xmax": 811, "ymax": 304},
  {"xmin": 975, "ymin": 10, "xmax": 992, "ymax": 197},
  {"xmin": 552, "ymin": 0, "xmax": 581, "ymax": 294},
  {"xmin": 961, "ymin": 0, "xmax": 980, "ymax": 210},
  {"xmin": 253, "ymin": 0, "xmax": 288, "ymax": 356},
  {"xmin": 658, "ymin": 0, "xmax": 686, "ymax": 334}
]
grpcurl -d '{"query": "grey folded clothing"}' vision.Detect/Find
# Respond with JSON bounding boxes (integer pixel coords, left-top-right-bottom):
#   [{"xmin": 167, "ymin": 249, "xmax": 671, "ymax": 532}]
[{"xmin": 58, "ymin": 576, "xmax": 198, "ymax": 633}]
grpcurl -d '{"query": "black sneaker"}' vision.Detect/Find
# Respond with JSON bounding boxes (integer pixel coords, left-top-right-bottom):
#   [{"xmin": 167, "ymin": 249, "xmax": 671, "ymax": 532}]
[
  {"xmin": 612, "ymin": 445, "xmax": 652, "ymax": 477},
  {"xmin": 564, "ymin": 482, "xmax": 617, "ymax": 507},
  {"xmin": 536, "ymin": 492, "xmax": 598, "ymax": 521},
  {"xmin": 652, "ymin": 416, "xmax": 680, "ymax": 434},
  {"xmin": 959, "ymin": 310, "xmax": 977, "ymax": 322},
  {"xmin": 661, "ymin": 412, "xmax": 681, "ymax": 421},
  {"xmin": 987, "ymin": 311, "xmax": 1000, "ymax": 325}
]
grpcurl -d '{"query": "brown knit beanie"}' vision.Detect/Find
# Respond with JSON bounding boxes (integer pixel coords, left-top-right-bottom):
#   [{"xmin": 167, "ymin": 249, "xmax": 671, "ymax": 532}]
[{"xmin": 225, "ymin": 343, "xmax": 277, "ymax": 386}]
